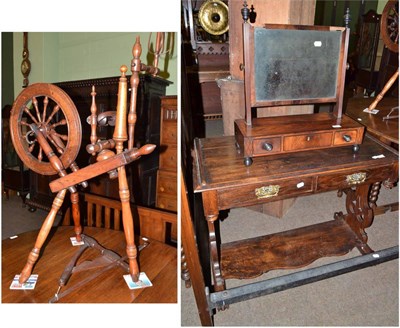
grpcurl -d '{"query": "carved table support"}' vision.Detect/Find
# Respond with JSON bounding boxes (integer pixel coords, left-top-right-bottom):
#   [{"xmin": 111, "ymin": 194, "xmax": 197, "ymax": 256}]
[
  {"xmin": 203, "ymin": 190, "xmax": 225, "ymax": 293},
  {"xmin": 335, "ymin": 181, "xmax": 390, "ymax": 255}
]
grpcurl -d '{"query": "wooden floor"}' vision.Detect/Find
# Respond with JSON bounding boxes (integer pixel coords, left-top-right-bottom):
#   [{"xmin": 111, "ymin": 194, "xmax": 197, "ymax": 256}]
[{"xmin": 2, "ymin": 226, "xmax": 177, "ymax": 303}]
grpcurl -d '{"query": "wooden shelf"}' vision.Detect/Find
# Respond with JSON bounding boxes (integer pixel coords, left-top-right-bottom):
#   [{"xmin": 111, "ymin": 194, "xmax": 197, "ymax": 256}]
[{"xmin": 221, "ymin": 219, "xmax": 365, "ymax": 280}]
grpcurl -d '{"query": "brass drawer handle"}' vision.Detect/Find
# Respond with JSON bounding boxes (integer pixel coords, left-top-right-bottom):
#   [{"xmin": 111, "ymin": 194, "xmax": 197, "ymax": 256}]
[
  {"xmin": 255, "ymin": 185, "xmax": 280, "ymax": 199},
  {"xmin": 346, "ymin": 172, "xmax": 367, "ymax": 185}
]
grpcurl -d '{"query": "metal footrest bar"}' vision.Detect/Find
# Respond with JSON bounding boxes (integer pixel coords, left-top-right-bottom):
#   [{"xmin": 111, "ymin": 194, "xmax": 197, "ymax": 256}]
[{"xmin": 209, "ymin": 246, "xmax": 398, "ymax": 311}]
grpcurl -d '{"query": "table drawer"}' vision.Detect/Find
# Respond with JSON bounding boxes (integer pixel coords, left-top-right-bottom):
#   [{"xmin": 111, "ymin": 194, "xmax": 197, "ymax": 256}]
[
  {"xmin": 333, "ymin": 129, "xmax": 359, "ymax": 146},
  {"xmin": 218, "ymin": 176, "xmax": 314, "ymax": 210},
  {"xmin": 283, "ymin": 132, "xmax": 332, "ymax": 151},
  {"xmin": 253, "ymin": 137, "xmax": 281, "ymax": 155},
  {"xmin": 317, "ymin": 166, "xmax": 394, "ymax": 191}
]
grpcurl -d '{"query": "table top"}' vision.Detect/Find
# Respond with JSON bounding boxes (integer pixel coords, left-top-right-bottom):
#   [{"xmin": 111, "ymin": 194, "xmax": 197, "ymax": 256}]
[
  {"xmin": 345, "ymin": 96, "xmax": 399, "ymax": 144},
  {"xmin": 193, "ymin": 134, "xmax": 398, "ymax": 193},
  {"xmin": 2, "ymin": 226, "xmax": 177, "ymax": 303}
]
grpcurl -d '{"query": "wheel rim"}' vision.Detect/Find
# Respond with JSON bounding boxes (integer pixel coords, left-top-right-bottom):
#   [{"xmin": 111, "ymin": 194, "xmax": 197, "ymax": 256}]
[
  {"xmin": 381, "ymin": 0, "xmax": 399, "ymax": 53},
  {"xmin": 10, "ymin": 83, "xmax": 82, "ymax": 176}
]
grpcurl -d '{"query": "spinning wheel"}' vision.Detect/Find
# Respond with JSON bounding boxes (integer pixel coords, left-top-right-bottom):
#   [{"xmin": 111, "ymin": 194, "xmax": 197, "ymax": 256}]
[
  {"xmin": 10, "ymin": 35, "xmax": 164, "ymax": 298},
  {"xmin": 381, "ymin": 0, "xmax": 399, "ymax": 53},
  {"xmin": 368, "ymin": 0, "xmax": 399, "ymax": 111},
  {"xmin": 10, "ymin": 83, "xmax": 81, "ymax": 176}
]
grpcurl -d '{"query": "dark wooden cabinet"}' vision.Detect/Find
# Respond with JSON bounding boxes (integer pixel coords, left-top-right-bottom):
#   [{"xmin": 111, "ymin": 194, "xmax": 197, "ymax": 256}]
[
  {"xmin": 25, "ymin": 75, "xmax": 171, "ymax": 212},
  {"xmin": 156, "ymin": 96, "xmax": 177, "ymax": 212},
  {"xmin": 2, "ymin": 105, "xmax": 30, "ymax": 204}
]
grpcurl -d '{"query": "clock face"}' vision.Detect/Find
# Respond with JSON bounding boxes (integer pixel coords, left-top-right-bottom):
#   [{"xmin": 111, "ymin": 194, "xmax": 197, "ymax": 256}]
[{"xmin": 21, "ymin": 59, "xmax": 31, "ymax": 75}]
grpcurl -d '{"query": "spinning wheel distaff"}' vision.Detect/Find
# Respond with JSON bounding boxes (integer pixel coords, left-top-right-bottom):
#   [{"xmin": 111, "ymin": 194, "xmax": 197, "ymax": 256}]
[{"xmin": 9, "ymin": 36, "xmax": 159, "ymax": 288}]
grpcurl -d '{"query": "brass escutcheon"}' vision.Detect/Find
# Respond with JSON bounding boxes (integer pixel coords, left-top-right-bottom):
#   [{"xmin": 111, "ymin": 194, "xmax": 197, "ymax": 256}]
[
  {"xmin": 255, "ymin": 185, "xmax": 280, "ymax": 199},
  {"xmin": 346, "ymin": 172, "xmax": 367, "ymax": 185}
]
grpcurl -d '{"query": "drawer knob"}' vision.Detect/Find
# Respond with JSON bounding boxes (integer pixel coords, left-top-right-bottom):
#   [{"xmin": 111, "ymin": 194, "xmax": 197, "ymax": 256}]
[
  {"xmin": 343, "ymin": 134, "xmax": 352, "ymax": 142},
  {"xmin": 262, "ymin": 142, "xmax": 273, "ymax": 151},
  {"xmin": 346, "ymin": 172, "xmax": 366, "ymax": 185},
  {"xmin": 255, "ymin": 185, "xmax": 280, "ymax": 199}
]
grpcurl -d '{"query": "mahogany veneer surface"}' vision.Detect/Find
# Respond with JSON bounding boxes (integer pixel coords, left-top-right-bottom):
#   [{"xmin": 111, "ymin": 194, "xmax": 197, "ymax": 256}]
[{"xmin": 345, "ymin": 97, "xmax": 399, "ymax": 145}]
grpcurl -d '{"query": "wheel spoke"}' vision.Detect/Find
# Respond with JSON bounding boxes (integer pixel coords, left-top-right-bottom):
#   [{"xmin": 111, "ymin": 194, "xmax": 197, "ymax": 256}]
[
  {"xmin": 50, "ymin": 119, "xmax": 67, "ymax": 129},
  {"xmin": 32, "ymin": 97, "xmax": 42, "ymax": 122},
  {"xmin": 28, "ymin": 141, "xmax": 37, "ymax": 153},
  {"xmin": 46, "ymin": 104, "xmax": 60, "ymax": 124},
  {"xmin": 42, "ymin": 96, "xmax": 49, "ymax": 122},
  {"xmin": 38, "ymin": 147, "xmax": 43, "ymax": 162},
  {"xmin": 23, "ymin": 106, "xmax": 39, "ymax": 124},
  {"xmin": 48, "ymin": 136, "xmax": 65, "ymax": 155},
  {"xmin": 52, "ymin": 131, "xmax": 69, "ymax": 141}
]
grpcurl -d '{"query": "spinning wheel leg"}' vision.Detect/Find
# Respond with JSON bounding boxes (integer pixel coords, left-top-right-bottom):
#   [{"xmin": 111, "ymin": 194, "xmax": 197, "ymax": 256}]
[
  {"xmin": 118, "ymin": 166, "xmax": 139, "ymax": 282},
  {"xmin": 70, "ymin": 192, "xmax": 82, "ymax": 242},
  {"xmin": 19, "ymin": 189, "xmax": 67, "ymax": 284}
]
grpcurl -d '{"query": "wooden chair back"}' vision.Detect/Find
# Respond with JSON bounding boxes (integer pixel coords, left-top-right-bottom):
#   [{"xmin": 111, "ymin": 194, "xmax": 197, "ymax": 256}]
[{"xmin": 63, "ymin": 193, "xmax": 177, "ymax": 244}]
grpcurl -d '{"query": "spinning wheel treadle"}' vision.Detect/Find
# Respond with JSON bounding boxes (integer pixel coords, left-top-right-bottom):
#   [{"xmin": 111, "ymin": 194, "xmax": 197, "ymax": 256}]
[{"xmin": 10, "ymin": 83, "xmax": 81, "ymax": 176}]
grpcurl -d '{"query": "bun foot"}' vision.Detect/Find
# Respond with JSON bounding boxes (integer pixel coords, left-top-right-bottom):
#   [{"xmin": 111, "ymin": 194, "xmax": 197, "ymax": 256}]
[{"xmin": 244, "ymin": 157, "xmax": 253, "ymax": 166}]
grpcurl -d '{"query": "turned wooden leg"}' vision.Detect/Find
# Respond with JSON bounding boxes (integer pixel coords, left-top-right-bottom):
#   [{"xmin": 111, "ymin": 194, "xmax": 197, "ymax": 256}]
[
  {"xmin": 70, "ymin": 192, "xmax": 82, "ymax": 242},
  {"xmin": 19, "ymin": 189, "xmax": 67, "ymax": 284},
  {"xmin": 118, "ymin": 166, "xmax": 139, "ymax": 282},
  {"xmin": 181, "ymin": 246, "xmax": 192, "ymax": 288},
  {"xmin": 342, "ymin": 184, "xmax": 375, "ymax": 254},
  {"xmin": 368, "ymin": 181, "xmax": 382, "ymax": 209}
]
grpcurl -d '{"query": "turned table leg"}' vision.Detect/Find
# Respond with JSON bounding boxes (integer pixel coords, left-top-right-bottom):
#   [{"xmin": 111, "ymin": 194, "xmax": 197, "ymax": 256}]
[
  {"xmin": 19, "ymin": 189, "xmax": 67, "ymax": 284},
  {"xmin": 181, "ymin": 246, "xmax": 192, "ymax": 288}
]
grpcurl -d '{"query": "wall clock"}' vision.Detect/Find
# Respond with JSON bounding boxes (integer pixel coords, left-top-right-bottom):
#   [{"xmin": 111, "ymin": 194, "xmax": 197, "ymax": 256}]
[{"xmin": 21, "ymin": 32, "xmax": 31, "ymax": 87}]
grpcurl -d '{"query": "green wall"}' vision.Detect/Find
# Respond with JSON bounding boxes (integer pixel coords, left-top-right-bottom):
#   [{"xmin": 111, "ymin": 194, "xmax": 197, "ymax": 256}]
[
  {"xmin": 12, "ymin": 32, "xmax": 177, "ymax": 98},
  {"xmin": 2, "ymin": 32, "xmax": 14, "ymax": 108}
]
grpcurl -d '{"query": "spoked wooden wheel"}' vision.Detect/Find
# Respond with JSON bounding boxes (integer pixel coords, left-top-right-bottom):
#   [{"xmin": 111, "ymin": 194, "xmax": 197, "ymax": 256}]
[
  {"xmin": 10, "ymin": 83, "xmax": 82, "ymax": 175},
  {"xmin": 381, "ymin": 0, "xmax": 399, "ymax": 53}
]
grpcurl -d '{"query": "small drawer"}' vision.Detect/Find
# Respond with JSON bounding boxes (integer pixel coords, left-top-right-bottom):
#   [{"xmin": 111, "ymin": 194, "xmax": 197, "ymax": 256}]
[
  {"xmin": 317, "ymin": 166, "xmax": 394, "ymax": 191},
  {"xmin": 160, "ymin": 120, "xmax": 177, "ymax": 144},
  {"xmin": 157, "ymin": 170, "xmax": 177, "ymax": 195},
  {"xmin": 283, "ymin": 132, "xmax": 332, "ymax": 151},
  {"xmin": 156, "ymin": 194, "xmax": 177, "ymax": 212},
  {"xmin": 253, "ymin": 137, "xmax": 281, "ymax": 155},
  {"xmin": 333, "ymin": 130, "xmax": 358, "ymax": 145},
  {"xmin": 218, "ymin": 176, "xmax": 314, "ymax": 210},
  {"xmin": 159, "ymin": 145, "xmax": 177, "ymax": 170}
]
